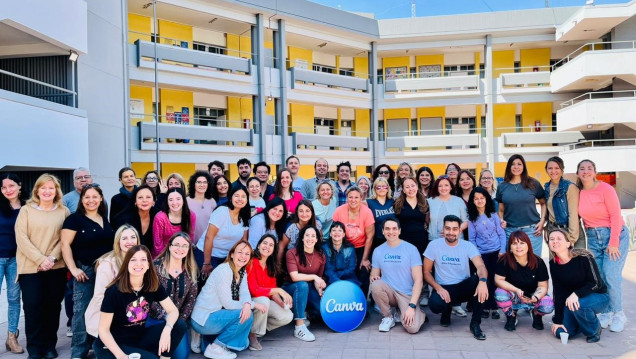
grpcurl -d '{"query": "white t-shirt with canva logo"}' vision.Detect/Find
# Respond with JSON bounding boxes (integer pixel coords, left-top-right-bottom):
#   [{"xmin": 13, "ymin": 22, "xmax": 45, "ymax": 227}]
[
  {"xmin": 372, "ymin": 241, "xmax": 422, "ymax": 296},
  {"xmin": 423, "ymin": 239, "xmax": 480, "ymax": 286}
]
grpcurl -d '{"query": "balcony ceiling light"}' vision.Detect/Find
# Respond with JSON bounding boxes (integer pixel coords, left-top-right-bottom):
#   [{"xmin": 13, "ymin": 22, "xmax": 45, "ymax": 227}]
[
  {"xmin": 209, "ymin": 18, "xmax": 218, "ymax": 24},
  {"xmin": 318, "ymin": 42, "xmax": 328, "ymax": 48},
  {"xmin": 69, "ymin": 50, "xmax": 79, "ymax": 62},
  {"xmin": 142, "ymin": 2, "xmax": 152, "ymax": 9},
  {"xmin": 587, "ymin": 124, "xmax": 593, "ymax": 129}
]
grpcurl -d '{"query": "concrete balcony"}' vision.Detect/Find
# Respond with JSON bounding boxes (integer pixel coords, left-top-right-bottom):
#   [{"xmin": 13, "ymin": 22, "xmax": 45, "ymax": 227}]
[
  {"xmin": 0, "ymin": 89, "xmax": 88, "ymax": 169},
  {"xmin": 498, "ymin": 69, "xmax": 551, "ymax": 94},
  {"xmin": 128, "ymin": 41, "xmax": 257, "ymax": 96},
  {"xmin": 550, "ymin": 41, "xmax": 636, "ymax": 92},
  {"xmin": 560, "ymin": 139, "xmax": 636, "ymax": 173},
  {"xmin": 557, "ymin": 91, "xmax": 636, "ymax": 132},
  {"xmin": 382, "ymin": 72, "xmax": 483, "ymax": 108},
  {"xmin": 287, "ymin": 69, "xmax": 371, "ymax": 109},
  {"xmin": 289, "ymin": 132, "xmax": 372, "ymax": 164},
  {"xmin": 499, "ymin": 130, "xmax": 584, "ymax": 156},
  {"xmin": 382, "ymin": 134, "xmax": 484, "ymax": 164}
]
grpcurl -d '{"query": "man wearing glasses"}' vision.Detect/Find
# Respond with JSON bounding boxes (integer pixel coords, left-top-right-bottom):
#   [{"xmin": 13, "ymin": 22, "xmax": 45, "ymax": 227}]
[
  {"xmin": 63, "ymin": 167, "xmax": 95, "ymax": 214},
  {"xmin": 253, "ymin": 161, "xmax": 275, "ymax": 203}
]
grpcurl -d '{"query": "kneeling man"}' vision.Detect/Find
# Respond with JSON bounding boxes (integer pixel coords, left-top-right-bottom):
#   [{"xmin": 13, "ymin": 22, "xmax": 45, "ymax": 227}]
[
  {"xmin": 370, "ymin": 218, "xmax": 425, "ymax": 333},
  {"xmin": 424, "ymin": 215, "xmax": 489, "ymax": 340}
]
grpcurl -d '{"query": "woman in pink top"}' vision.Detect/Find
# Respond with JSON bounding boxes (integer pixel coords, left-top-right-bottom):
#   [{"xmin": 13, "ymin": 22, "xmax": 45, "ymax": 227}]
[
  {"xmin": 153, "ymin": 188, "xmax": 196, "ymax": 257},
  {"xmin": 577, "ymin": 159, "xmax": 629, "ymax": 333},
  {"xmin": 269, "ymin": 168, "xmax": 303, "ymax": 215}
]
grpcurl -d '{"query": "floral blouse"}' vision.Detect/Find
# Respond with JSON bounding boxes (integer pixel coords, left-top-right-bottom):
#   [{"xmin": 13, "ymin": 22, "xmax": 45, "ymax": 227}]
[{"xmin": 150, "ymin": 260, "xmax": 198, "ymax": 321}]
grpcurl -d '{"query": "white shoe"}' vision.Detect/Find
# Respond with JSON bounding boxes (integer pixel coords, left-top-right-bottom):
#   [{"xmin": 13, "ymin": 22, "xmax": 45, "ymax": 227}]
[
  {"xmin": 304, "ymin": 319, "xmax": 311, "ymax": 328},
  {"xmin": 203, "ymin": 343, "xmax": 237, "ymax": 359},
  {"xmin": 419, "ymin": 296, "xmax": 428, "ymax": 306},
  {"xmin": 66, "ymin": 326, "xmax": 73, "ymax": 337},
  {"xmin": 392, "ymin": 307, "xmax": 401, "ymax": 323},
  {"xmin": 610, "ymin": 311, "xmax": 627, "ymax": 333},
  {"xmin": 190, "ymin": 329, "xmax": 201, "ymax": 353},
  {"xmin": 598, "ymin": 312, "xmax": 613, "ymax": 329},
  {"xmin": 294, "ymin": 325, "xmax": 315, "ymax": 342},
  {"xmin": 379, "ymin": 316, "xmax": 396, "ymax": 332},
  {"xmin": 452, "ymin": 306, "xmax": 467, "ymax": 317}
]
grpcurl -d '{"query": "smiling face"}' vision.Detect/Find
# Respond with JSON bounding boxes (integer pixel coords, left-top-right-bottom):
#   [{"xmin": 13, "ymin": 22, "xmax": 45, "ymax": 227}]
[
  {"xmin": 73, "ymin": 170, "xmax": 93, "ymax": 192},
  {"xmin": 374, "ymin": 180, "xmax": 389, "ymax": 197},
  {"xmin": 254, "ymin": 165, "xmax": 270, "ymax": 183},
  {"xmin": 135, "ymin": 188, "xmax": 154, "ymax": 212},
  {"xmin": 195, "ymin": 176, "xmax": 208, "ymax": 194},
  {"xmin": 546, "ymin": 161, "xmax": 563, "ymax": 182},
  {"xmin": 577, "ymin": 160, "xmax": 597, "ymax": 184},
  {"xmin": 510, "ymin": 238, "xmax": 529, "ymax": 259},
  {"xmin": 267, "ymin": 204, "xmax": 285, "ymax": 223},
  {"xmin": 37, "ymin": 180, "xmax": 57, "ymax": 205},
  {"xmin": 397, "ymin": 164, "xmax": 411, "ymax": 179},
  {"xmin": 446, "ymin": 165, "xmax": 459, "ymax": 182},
  {"xmin": 338, "ymin": 166, "xmax": 351, "ymax": 182},
  {"xmin": 382, "ymin": 220, "xmax": 401, "ymax": 242},
  {"xmin": 330, "ymin": 225, "xmax": 345, "ymax": 246},
  {"xmin": 473, "ymin": 192, "xmax": 486, "ymax": 211},
  {"xmin": 209, "ymin": 165, "xmax": 223, "ymax": 178},
  {"xmin": 81, "ymin": 188, "xmax": 102, "ymax": 213},
  {"xmin": 317, "ymin": 183, "xmax": 333, "ymax": 200},
  {"xmin": 257, "ymin": 236, "xmax": 276, "ymax": 260},
  {"xmin": 458, "ymin": 172, "xmax": 474, "ymax": 191},
  {"xmin": 402, "ymin": 178, "xmax": 418, "ymax": 198},
  {"xmin": 168, "ymin": 177, "xmax": 181, "ymax": 190},
  {"xmin": 437, "ymin": 178, "xmax": 452, "ymax": 197},
  {"xmin": 120, "ymin": 170, "xmax": 137, "ymax": 190},
  {"xmin": 231, "ymin": 189, "xmax": 248, "ymax": 209},
  {"xmin": 443, "ymin": 220, "xmax": 461, "ymax": 245},
  {"xmin": 302, "ymin": 227, "xmax": 318, "ymax": 250},
  {"xmin": 119, "ymin": 229, "xmax": 139, "ymax": 253},
  {"xmin": 1, "ymin": 179, "xmax": 21, "ymax": 203},
  {"xmin": 346, "ymin": 189, "xmax": 362, "ymax": 209},
  {"xmin": 419, "ymin": 170, "xmax": 432, "ymax": 187},
  {"xmin": 247, "ymin": 180, "xmax": 261, "ymax": 198},
  {"xmin": 169, "ymin": 236, "xmax": 190, "ymax": 260},
  {"xmin": 144, "ymin": 173, "xmax": 159, "ymax": 188},
  {"xmin": 231, "ymin": 242, "xmax": 252, "ymax": 269},
  {"xmin": 377, "ymin": 166, "xmax": 390, "ymax": 179},
  {"xmin": 128, "ymin": 250, "xmax": 149, "ymax": 277},
  {"xmin": 279, "ymin": 171, "xmax": 292, "ymax": 189},
  {"xmin": 286, "ymin": 157, "xmax": 300, "ymax": 175},
  {"xmin": 167, "ymin": 191, "xmax": 184, "ymax": 213},
  {"xmin": 479, "ymin": 171, "xmax": 494, "ymax": 190},
  {"xmin": 548, "ymin": 230, "xmax": 571, "ymax": 256},
  {"xmin": 315, "ymin": 159, "xmax": 329, "ymax": 177},
  {"xmin": 238, "ymin": 163, "xmax": 252, "ymax": 180},
  {"xmin": 216, "ymin": 178, "xmax": 229, "ymax": 196},
  {"xmin": 357, "ymin": 179, "xmax": 369, "ymax": 195},
  {"xmin": 297, "ymin": 204, "xmax": 312, "ymax": 224},
  {"xmin": 510, "ymin": 159, "xmax": 524, "ymax": 177}
]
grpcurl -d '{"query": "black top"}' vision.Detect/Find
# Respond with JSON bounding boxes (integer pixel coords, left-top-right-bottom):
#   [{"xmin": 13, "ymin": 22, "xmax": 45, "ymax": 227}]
[
  {"xmin": 112, "ymin": 207, "xmax": 158, "ymax": 254},
  {"xmin": 101, "ymin": 284, "xmax": 168, "ymax": 345},
  {"xmin": 62, "ymin": 213, "xmax": 114, "ymax": 264},
  {"xmin": 0, "ymin": 208, "xmax": 20, "ymax": 257},
  {"xmin": 495, "ymin": 254, "xmax": 549, "ymax": 296},
  {"xmin": 395, "ymin": 202, "xmax": 428, "ymax": 254},
  {"xmin": 110, "ymin": 192, "xmax": 134, "ymax": 220},
  {"xmin": 549, "ymin": 254, "xmax": 607, "ymax": 324}
]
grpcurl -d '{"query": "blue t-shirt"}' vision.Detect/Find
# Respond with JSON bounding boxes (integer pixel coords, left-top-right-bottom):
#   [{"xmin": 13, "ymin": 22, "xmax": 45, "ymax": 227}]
[
  {"xmin": 372, "ymin": 241, "xmax": 422, "ymax": 296},
  {"xmin": 495, "ymin": 179, "xmax": 545, "ymax": 228},
  {"xmin": 424, "ymin": 238, "xmax": 480, "ymax": 286},
  {"xmin": 366, "ymin": 198, "xmax": 396, "ymax": 241}
]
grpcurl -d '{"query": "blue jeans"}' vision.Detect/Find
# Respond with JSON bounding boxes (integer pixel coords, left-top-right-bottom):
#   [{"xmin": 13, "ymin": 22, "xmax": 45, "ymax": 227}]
[
  {"xmin": 556, "ymin": 292, "xmax": 609, "ymax": 339},
  {"xmin": 146, "ymin": 317, "xmax": 189, "ymax": 359},
  {"xmin": 0, "ymin": 257, "xmax": 20, "ymax": 334},
  {"xmin": 505, "ymin": 225, "xmax": 542, "ymax": 256},
  {"xmin": 281, "ymin": 281, "xmax": 322, "ymax": 320},
  {"xmin": 191, "ymin": 309, "xmax": 252, "ymax": 351},
  {"xmin": 586, "ymin": 226, "xmax": 629, "ymax": 313},
  {"xmin": 72, "ymin": 262, "xmax": 96, "ymax": 358}
]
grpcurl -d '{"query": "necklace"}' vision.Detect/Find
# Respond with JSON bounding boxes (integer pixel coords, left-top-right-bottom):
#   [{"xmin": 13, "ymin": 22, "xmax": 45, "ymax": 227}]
[
  {"xmin": 132, "ymin": 287, "xmax": 142, "ymax": 296},
  {"xmin": 306, "ymin": 251, "xmax": 315, "ymax": 267},
  {"xmin": 513, "ymin": 183, "xmax": 520, "ymax": 192}
]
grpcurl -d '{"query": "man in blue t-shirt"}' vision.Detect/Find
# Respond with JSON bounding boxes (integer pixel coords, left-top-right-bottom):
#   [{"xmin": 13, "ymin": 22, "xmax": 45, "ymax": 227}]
[
  {"xmin": 423, "ymin": 215, "xmax": 489, "ymax": 340},
  {"xmin": 370, "ymin": 218, "xmax": 425, "ymax": 334}
]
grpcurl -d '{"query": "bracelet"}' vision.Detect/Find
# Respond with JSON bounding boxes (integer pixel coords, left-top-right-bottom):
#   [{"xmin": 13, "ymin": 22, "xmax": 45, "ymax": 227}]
[{"xmin": 533, "ymin": 295, "xmax": 539, "ymax": 301}]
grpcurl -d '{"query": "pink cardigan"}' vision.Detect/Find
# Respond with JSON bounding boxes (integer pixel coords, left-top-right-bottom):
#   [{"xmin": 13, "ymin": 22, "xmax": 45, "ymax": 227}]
[{"xmin": 152, "ymin": 211, "xmax": 196, "ymax": 257}]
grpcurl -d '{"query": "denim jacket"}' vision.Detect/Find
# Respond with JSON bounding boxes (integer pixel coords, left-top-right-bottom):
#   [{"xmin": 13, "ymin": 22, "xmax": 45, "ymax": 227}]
[
  {"xmin": 322, "ymin": 243, "xmax": 360, "ymax": 285},
  {"xmin": 544, "ymin": 178, "xmax": 573, "ymax": 226}
]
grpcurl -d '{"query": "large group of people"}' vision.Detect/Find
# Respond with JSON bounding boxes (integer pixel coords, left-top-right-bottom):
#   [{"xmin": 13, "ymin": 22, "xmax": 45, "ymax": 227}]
[{"xmin": 0, "ymin": 153, "xmax": 630, "ymax": 359}]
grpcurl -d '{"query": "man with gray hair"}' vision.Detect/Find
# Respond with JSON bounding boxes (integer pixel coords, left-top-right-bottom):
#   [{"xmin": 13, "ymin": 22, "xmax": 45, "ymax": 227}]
[{"xmin": 63, "ymin": 167, "xmax": 93, "ymax": 213}]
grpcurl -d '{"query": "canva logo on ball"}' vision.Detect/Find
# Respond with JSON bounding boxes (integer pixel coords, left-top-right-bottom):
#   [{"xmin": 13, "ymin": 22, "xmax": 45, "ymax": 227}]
[{"xmin": 320, "ymin": 280, "xmax": 367, "ymax": 332}]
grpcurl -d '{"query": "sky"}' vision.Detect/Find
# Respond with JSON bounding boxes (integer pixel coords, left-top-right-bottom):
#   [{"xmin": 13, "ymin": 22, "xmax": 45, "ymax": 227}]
[{"xmin": 309, "ymin": 0, "xmax": 627, "ymax": 19}]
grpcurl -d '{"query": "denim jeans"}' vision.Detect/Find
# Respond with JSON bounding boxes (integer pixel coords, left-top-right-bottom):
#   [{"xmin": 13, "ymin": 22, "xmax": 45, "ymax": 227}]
[
  {"xmin": 505, "ymin": 225, "xmax": 542, "ymax": 256},
  {"xmin": 556, "ymin": 292, "xmax": 609, "ymax": 338},
  {"xmin": 281, "ymin": 281, "xmax": 322, "ymax": 320},
  {"xmin": 494, "ymin": 289, "xmax": 554, "ymax": 316},
  {"xmin": 0, "ymin": 257, "xmax": 20, "ymax": 334},
  {"xmin": 586, "ymin": 226, "xmax": 629, "ymax": 313},
  {"xmin": 191, "ymin": 309, "xmax": 252, "ymax": 351},
  {"xmin": 72, "ymin": 262, "xmax": 96, "ymax": 358},
  {"xmin": 146, "ymin": 317, "xmax": 190, "ymax": 359}
]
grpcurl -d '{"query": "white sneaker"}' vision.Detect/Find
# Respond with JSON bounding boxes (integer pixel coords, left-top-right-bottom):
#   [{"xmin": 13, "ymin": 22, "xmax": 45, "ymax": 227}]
[
  {"xmin": 304, "ymin": 319, "xmax": 311, "ymax": 328},
  {"xmin": 598, "ymin": 312, "xmax": 613, "ymax": 329},
  {"xmin": 190, "ymin": 329, "xmax": 201, "ymax": 353},
  {"xmin": 392, "ymin": 307, "xmax": 401, "ymax": 323},
  {"xmin": 419, "ymin": 296, "xmax": 428, "ymax": 307},
  {"xmin": 610, "ymin": 311, "xmax": 627, "ymax": 333},
  {"xmin": 379, "ymin": 316, "xmax": 396, "ymax": 332},
  {"xmin": 66, "ymin": 326, "xmax": 73, "ymax": 337},
  {"xmin": 452, "ymin": 305, "xmax": 467, "ymax": 317},
  {"xmin": 294, "ymin": 325, "xmax": 316, "ymax": 342},
  {"xmin": 203, "ymin": 343, "xmax": 237, "ymax": 359}
]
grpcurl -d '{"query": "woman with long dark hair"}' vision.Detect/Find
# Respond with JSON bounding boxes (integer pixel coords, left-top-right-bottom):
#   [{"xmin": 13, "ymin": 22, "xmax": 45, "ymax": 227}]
[
  {"xmin": 371, "ymin": 164, "xmax": 396, "ymax": 194},
  {"xmin": 112, "ymin": 185, "xmax": 158, "ymax": 255},
  {"xmin": 269, "ymin": 168, "xmax": 303, "ymax": 214},
  {"xmin": 417, "ymin": 166, "xmax": 435, "ymax": 198},
  {"xmin": 277, "ymin": 200, "xmax": 322, "ymax": 262},
  {"xmin": 246, "ymin": 234, "xmax": 293, "ymax": 351},
  {"xmin": 142, "ymin": 170, "xmax": 167, "ymax": 210},
  {"xmin": 495, "ymin": 231, "xmax": 553, "ymax": 331},
  {"xmin": 455, "ymin": 170, "xmax": 476, "ymax": 204},
  {"xmin": 496, "ymin": 154, "xmax": 546, "ymax": 254},
  {"xmin": 0, "ymin": 173, "xmax": 26, "ymax": 354},
  {"xmin": 211, "ymin": 175, "xmax": 231, "ymax": 207},
  {"xmin": 153, "ymin": 188, "xmax": 195, "ymax": 257},
  {"xmin": 394, "ymin": 177, "xmax": 429, "ymax": 255},
  {"xmin": 323, "ymin": 222, "xmax": 359, "ymax": 286},
  {"xmin": 94, "ymin": 245, "xmax": 187, "ymax": 359},
  {"xmin": 248, "ymin": 198, "xmax": 287, "ymax": 248},
  {"xmin": 187, "ymin": 171, "xmax": 216, "ymax": 245},
  {"xmin": 61, "ymin": 185, "xmax": 115, "ymax": 358},
  {"xmin": 445, "ymin": 163, "xmax": 461, "ymax": 186}
]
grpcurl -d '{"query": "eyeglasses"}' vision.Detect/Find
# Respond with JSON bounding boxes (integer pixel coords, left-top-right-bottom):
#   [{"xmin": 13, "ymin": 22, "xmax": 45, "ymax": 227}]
[
  {"xmin": 378, "ymin": 170, "xmax": 389, "ymax": 175},
  {"xmin": 481, "ymin": 177, "xmax": 494, "ymax": 180},
  {"xmin": 255, "ymin": 170, "xmax": 269, "ymax": 175},
  {"xmin": 75, "ymin": 175, "xmax": 92, "ymax": 180},
  {"xmin": 146, "ymin": 177, "xmax": 158, "ymax": 182},
  {"xmin": 446, "ymin": 168, "xmax": 458, "ymax": 172},
  {"xmin": 438, "ymin": 175, "xmax": 450, "ymax": 180},
  {"xmin": 195, "ymin": 181, "xmax": 208, "ymax": 185},
  {"xmin": 375, "ymin": 185, "xmax": 388, "ymax": 190},
  {"xmin": 82, "ymin": 184, "xmax": 100, "ymax": 189},
  {"xmin": 170, "ymin": 243, "xmax": 190, "ymax": 249}
]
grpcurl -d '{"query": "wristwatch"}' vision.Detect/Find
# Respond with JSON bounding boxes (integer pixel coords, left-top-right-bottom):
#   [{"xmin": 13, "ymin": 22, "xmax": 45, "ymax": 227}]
[
  {"xmin": 479, "ymin": 277, "xmax": 487, "ymax": 283},
  {"xmin": 408, "ymin": 303, "xmax": 416, "ymax": 309}
]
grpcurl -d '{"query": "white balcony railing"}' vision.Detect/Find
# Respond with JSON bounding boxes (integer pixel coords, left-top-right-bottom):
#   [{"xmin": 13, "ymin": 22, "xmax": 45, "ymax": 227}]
[{"xmin": 557, "ymin": 91, "xmax": 636, "ymax": 132}]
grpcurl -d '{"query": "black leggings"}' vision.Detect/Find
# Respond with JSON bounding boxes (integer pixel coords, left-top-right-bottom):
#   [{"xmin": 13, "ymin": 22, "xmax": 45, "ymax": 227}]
[
  {"xmin": 93, "ymin": 319, "xmax": 187, "ymax": 359},
  {"xmin": 354, "ymin": 247, "xmax": 370, "ymax": 296}
]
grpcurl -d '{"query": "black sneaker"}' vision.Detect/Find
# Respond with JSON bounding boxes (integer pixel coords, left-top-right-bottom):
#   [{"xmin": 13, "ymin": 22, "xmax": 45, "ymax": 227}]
[
  {"xmin": 440, "ymin": 312, "xmax": 451, "ymax": 327},
  {"xmin": 470, "ymin": 322, "xmax": 486, "ymax": 340},
  {"xmin": 481, "ymin": 310, "xmax": 490, "ymax": 319},
  {"xmin": 586, "ymin": 326, "xmax": 602, "ymax": 343},
  {"xmin": 504, "ymin": 315, "xmax": 518, "ymax": 331},
  {"xmin": 491, "ymin": 310, "xmax": 500, "ymax": 320},
  {"xmin": 531, "ymin": 312, "xmax": 544, "ymax": 330}
]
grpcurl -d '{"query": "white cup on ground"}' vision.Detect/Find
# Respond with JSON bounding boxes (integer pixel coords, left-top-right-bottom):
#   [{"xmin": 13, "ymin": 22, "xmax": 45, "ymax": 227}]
[
  {"xmin": 560, "ymin": 332, "xmax": 569, "ymax": 345},
  {"xmin": 129, "ymin": 353, "xmax": 141, "ymax": 359}
]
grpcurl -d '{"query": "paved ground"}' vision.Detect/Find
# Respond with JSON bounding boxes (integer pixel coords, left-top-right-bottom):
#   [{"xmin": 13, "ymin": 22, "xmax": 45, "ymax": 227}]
[{"xmin": 0, "ymin": 252, "xmax": 634, "ymax": 359}]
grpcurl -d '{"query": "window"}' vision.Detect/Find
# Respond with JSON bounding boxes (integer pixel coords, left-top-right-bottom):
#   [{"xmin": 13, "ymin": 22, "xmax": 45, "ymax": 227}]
[
  {"xmin": 194, "ymin": 107, "xmax": 226, "ymax": 144},
  {"xmin": 314, "ymin": 118, "xmax": 335, "ymax": 135},
  {"xmin": 312, "ymin": 64, "xmax": 335, "ymax": 73},
  {"xmin": 444, "ymin": 64, "xmax": 475, "ymax": 76},
  {"xmin": 339, "ymin": 68, "xmax": 354, "ymax": 77},
  {"xmin": 515, "ymin": 114, "xmax": 522, "ymax": 132},
  {"xmin": 193, "ymin": 41, "xmax": 226, "ymax": 55}
]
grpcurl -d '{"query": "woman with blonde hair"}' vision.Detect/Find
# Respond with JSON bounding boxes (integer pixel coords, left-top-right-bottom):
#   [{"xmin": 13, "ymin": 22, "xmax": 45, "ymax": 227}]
[
  {"xmin": 367, "ymin": 177, "xmax": 395, "ymax": 251},
  {"xmin": 394, "ymin": 162, "xmax": 416, "ymax": 197},
  {"xmin": 85, "ymin": 225, "xmax": 141, "ymax": 338},
  {"xmin": 15, "ymin": 174, "xmax": 69, "ymax": 359},
  {"xmin": 311, "ymin": 181, "xmax": 337, "ymax": 240}
]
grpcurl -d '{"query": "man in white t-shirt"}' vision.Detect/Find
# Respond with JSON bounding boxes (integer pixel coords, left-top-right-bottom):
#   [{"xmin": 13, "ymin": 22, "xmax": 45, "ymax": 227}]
[
  {"xmin": 423, "ymin": 215, "xmax": 489, "ymax": 340},
  {"xmin": 370, "ymin": 218, "xmax": 425, "ymax": 334}
]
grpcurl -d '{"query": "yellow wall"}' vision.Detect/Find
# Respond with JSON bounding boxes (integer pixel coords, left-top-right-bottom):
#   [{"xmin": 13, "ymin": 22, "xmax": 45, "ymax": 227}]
[
  {"xmin": 298, "ymin": 166, "xmax": 315, "ymax": 180},
  {"xmin": 160, "ymin": 89, "xmax": 193, "ymax": 124},
  {"xmin": 493, "ymin": 104, "xmax": 516, "ymax": 136},
  {"xmin": 161, "ymin": 163, "xmax": 196, "ymax": 181},
  {"xmin": 415, "ymin": 55, "xmax": 444, "ymax": 76},
  {"xmin": 131, "ymin": 162, "xmax": 155, "ymax": 178},
  {"xmin": 128, "ymin": 14, "xmax": 151, "ymax": 44},
  {"xmin": 384, "ymin": 109, "xmax": 410, "ymax": 119},
  {"xmin": 520, "ymin": 48, "xmax": 550, "ymax": 72},
  {"xmin": 521, "ymin": 102, "xmax": 552, "ymax": 132},
  {"xmin": 288, "ymin": 46, "xmax": 312, "ymax": 68},
  {"xmin": 227, "ymin": 97, "xmax": 253, "ymax": 129},
  {"xmin": 157, "ymin": 20, "xmax": 192, "ymax": 48},
  {"xmin": 354, "ymin": 109, "xmax": 370, "ymax": 137},
  {"xmin": 265, "ymin": 99, "xmax": 275, "ymax": 116},
  {"xmin": 475, "ymin": 52, "xmax": 481, "ymax": 77},
  {"xmin": 226, "ymin": 34, "xmax": 251, "ymax": 59},
  {"xmin": 355, "ymin": 165, "xmax": 370, "ymax": 179},
  {"xmin": 289, "ymin": 103, "xmax": 314, "ymax": 134},
  {"xmin": 353, "ymin": 57, "xmax": 368, "ymax": 79},
  {"xmin": 494, "ymin": 161, "xmax": 547, "ymax": 183},
  {"xmin": 382, "ymin": 56, "xmax": 409, "ymax": 79},
  {"xmin": 129, "ymin": 85, "xmax": 153, "ymax": 124},
  {"xmin": 493, "ymin": 50, "xmax": 514, "ymax": 78}
]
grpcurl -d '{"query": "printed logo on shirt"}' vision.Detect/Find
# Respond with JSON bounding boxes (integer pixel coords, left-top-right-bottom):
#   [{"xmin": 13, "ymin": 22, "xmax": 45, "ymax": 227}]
[
  {"xmin": 345, "ymin": 223, "xmax": 362, "ymax": 241},
  {"xmin": 374, "ymin": 207, "xmax": 394, "ymax": 217},
  {"xmin": 383, "ymin": 253, "xmax": 402, "ymax": 262},
  {"xmin": 125, "ymin": 297, "xmax": 149, "ymax": 325},
  {"xmin": 441, "ymin": 255, "xmax": 461, "ymax": 265}
]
